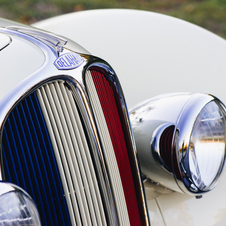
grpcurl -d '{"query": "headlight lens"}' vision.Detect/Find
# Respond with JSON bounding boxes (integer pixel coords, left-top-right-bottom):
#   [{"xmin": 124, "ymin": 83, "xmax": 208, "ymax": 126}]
[
  {"xmin": 188, "ymin": 101, "xmax": 226, "ymax": 191},
  {"xmin": 0, "ymin": 183, "xmax": 41, "ymax": 226}
]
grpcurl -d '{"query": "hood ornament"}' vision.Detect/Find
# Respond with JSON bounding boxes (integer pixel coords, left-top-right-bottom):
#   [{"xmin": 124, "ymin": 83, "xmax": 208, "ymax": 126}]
[{"xmin": 6, "ymin": 26, "xmax": 67, "ymax": 55}]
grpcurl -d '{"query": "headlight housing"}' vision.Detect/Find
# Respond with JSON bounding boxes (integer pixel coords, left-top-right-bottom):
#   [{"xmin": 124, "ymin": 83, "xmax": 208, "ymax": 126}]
[
  {"xmin": 0, "ymin": 182, "xmax": 41, "ymax": 225},
  {"xmin": 174, "ymin": 94, "xmax": 226, "ymax": 194},
  {"xmin": 130, "ymin": 93, "xmax": 226, "ymax": 195}
]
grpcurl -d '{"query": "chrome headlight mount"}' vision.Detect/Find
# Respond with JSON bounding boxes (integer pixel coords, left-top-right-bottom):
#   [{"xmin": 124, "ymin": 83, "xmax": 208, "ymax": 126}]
[{"xmin": 130, "ymin": 93, "xmax": 226, "ymax": 195}]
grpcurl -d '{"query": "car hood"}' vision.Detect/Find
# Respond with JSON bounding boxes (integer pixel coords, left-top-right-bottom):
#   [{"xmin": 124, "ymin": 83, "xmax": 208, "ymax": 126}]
[{"xmin": 34, "ymin": 9, "xmax": 226, "ymax": 109}]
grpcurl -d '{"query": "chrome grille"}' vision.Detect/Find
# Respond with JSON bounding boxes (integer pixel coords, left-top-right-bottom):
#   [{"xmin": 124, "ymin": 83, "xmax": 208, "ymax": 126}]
[
  {"xmin": 2, "ymin": 70, "xmax": 147, "ymax": 225},
  {"xmin": 2, "ymin": 80, "xmax": 110, "ymax": 226},
  {"xmin": 36, "ymin": 81, "xmax": 107, "ymax": 225}
]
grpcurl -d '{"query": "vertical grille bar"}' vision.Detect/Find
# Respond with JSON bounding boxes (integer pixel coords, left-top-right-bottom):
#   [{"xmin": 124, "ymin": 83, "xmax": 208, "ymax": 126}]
[{"xmin": 63, "ymin": 84, "xmax": 106, "ymax": 225}]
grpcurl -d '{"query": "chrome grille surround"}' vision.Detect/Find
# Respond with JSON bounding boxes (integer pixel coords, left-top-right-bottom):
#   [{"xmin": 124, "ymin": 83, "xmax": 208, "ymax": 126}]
[
  {"xmin": 0, "ymin": 25, "xmax": 150, "ymax": 226},
  {"xmin": 84, "ymin": 65, "xmax": 150, "ymax": 226},
  {"xmin": 2, "ymin": 78, "xmax": 118, "ymax": 226}
]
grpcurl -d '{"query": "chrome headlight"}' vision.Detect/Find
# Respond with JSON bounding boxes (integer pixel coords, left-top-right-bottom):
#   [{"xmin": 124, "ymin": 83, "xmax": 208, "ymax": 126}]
[
  {"xmin": 130, "ymin": 93, "xmax": 226, "ymax": 195},
  {"xmin": 175, "ymin": 94, "xmax": 226, "ymax": 193},
  {"xmin": 0, "ymin": 182, "xmax": 41, "ymax": 225},
  {"xmin": 188, "ymin": 101, "xmax": 225, "ymax": 191}
]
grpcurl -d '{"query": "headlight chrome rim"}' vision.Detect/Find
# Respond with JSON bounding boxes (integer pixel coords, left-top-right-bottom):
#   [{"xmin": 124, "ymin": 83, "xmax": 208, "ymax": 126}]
[
  {"xmin": 173, "ymin": 94, "xmax": 226, "ymax": 195},
  {"xmin": 0, "ymin": 182, "xmax": 41, "ymax": 226}
]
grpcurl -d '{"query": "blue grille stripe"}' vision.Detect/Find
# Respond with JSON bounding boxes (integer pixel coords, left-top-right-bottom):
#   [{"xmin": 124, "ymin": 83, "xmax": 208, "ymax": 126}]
[
  {"xmin": 3, "ymin": 108, "xmax": 47, "ymax": 224},
  {"xmin": 15, "ymin": 106, "xmax": 41, "ymax": 204},
  {"xmin": 2, "ymin": 146, "xmax": 11, "ymax": 182},
  {"xmin": 2, "ymin": 128, "xmax": 14, "ymax": 181},
  {"xmin": 14, "ymin": 107, "xmax": 36, "ymax": 201},
  {"xmin": 11, "ymin": 111, "xmax": 31, "ymax": 192},
  {"xmin": 3, "ymin": 121, "xmax": 20, "ymax": 185},
  {"xmin": 2, "ymin": 92, "xmax": 71, "ymax": 226},
  {"xmin": 17, "ymin": 102, "xmax": 49, "ymax": 225},
  {"xmin": 23, "ymin": 98, "xmax": 54, "ymax": 225}
]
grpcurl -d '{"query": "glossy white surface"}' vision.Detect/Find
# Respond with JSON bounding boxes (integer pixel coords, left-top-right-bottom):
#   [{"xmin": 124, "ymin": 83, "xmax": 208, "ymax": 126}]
[
  {"xmin": 156, "ymin": 173, "xmax": 226, "ymax": 225},
  {"xmin": 0, "ymin": 34, "xmax": 11, "ymax": 50},
  {"xmin": 33, "ymin": 9, "xmax": 226, "ymax": 109},
  {"xmin": 0, "ymin": 33, "xmax": 44, "ymax": 101},
  {"xmin": 147, "ymin": 199, "xmax": 165, "ymax": 226},
  {"xmin": 144, "ymin": 173, "xmax": 226, "ymax": 225}
]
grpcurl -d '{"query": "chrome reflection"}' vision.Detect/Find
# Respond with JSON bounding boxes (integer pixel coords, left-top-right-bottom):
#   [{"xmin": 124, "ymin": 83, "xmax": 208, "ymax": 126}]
[
  {"xmin": 130, "ymin": 93, "xmax": 226, "ymax": 195},
  {"xmin": 0, "ymin": 182, "xmax": 41, "ymax": 226}
]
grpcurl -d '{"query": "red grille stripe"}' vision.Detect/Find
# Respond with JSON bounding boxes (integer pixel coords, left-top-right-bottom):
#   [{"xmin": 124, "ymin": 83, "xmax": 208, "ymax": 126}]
[{"xmin": 90, "ymin": 69, "xmax": 141, "ymax": 226}]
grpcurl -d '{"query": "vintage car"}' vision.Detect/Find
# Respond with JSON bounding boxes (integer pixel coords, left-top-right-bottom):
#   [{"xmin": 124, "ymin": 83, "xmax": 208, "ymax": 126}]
[{"xmin": 0, "ymin": 8, "xmax": 226, "ymax": 226}]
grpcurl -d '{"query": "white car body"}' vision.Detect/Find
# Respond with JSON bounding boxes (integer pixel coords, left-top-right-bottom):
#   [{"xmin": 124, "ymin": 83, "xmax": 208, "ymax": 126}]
[{"xmin": 34, "ymin": 9, "xmax": 226, "ymax": 225}]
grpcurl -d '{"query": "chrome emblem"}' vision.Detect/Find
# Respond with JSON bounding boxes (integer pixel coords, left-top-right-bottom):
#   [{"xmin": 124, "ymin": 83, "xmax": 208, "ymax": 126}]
[{"xmin": 54, "ymin": 52, "xmax": 84, "ymax": 70}]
